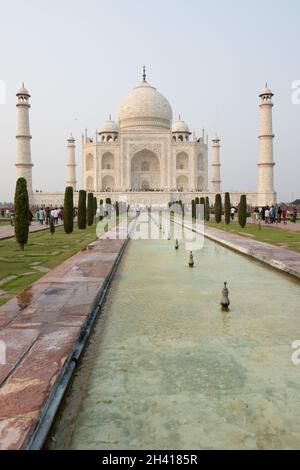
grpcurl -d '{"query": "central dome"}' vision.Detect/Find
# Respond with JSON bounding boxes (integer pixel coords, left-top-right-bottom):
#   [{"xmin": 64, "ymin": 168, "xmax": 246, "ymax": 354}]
[{"xmin": 117, "ymin": 79, "xmax": 173, "ymax": 130}]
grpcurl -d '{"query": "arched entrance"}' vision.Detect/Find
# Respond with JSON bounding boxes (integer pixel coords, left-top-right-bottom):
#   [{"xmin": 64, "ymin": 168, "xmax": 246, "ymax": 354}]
[
  {"xmin": 102, "ymin": 175, "xmax": 114, "ymax": 191},
  {"xmin": 176, "ymin": 175, "xmax": 189, "ymax": 192},
  {"xmin": 131, "ymin": 149, "xmax": 160, "ymax": 190}
]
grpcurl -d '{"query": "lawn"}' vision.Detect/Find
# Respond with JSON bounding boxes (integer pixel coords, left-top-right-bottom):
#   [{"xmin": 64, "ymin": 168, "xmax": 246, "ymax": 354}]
[
  {"xmin": 206, "ymin": 219, "xmax": 300, "ymax": 253},
  {"xmin": 0, "ymin": 222, "xmax": 101, "ymax": 306}
]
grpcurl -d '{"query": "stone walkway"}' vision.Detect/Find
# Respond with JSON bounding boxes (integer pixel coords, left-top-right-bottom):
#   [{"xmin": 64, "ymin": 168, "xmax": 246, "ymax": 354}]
[
  {"xmin": 246, "ymin": 218, "xmax": 300, "ymax": 232},
  {"xmin": 0, "ymin": 221, "xmax": 63, "ymax": 241},
  {"xmin": 0, "ymin": 220, "xmax": 130, "ymax": 450},
  {"xmin": 201, "ymin": 224, "xmax": 300, "ymax": 279}
]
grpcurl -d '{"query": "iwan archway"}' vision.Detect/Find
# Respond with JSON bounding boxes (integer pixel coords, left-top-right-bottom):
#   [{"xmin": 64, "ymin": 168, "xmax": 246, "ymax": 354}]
[{"xmin": 131, "ymin": 149, "xmax": 160, "ymax": 190}]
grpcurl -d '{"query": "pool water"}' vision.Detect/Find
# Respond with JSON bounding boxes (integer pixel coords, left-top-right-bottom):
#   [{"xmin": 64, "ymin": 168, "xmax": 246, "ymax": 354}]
[{"xmin": 49, "ymin": 221, "xmax": 300, "ymax": 450}]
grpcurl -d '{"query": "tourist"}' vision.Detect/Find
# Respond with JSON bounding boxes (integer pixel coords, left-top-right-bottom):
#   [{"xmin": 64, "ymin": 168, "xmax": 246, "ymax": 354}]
[
  {"xmin": 264, "ymin": 207, "xmax": 270, "ymax": 224},
  {"xmin": 10, "ymin": 209, "xmax": 14, "ymax": 226},
  {"xmin": 270, "ymin": 205, "xmax": 276, "ymax": 224},
  {"xmin": 282, "ymin": 209, "xmax": 287, "ymax": 225},
  {"xmin": 52, "ymin": 207, "xmax": 59, "ymax": 224},
  {"xmin": 277, "ymin": 206, "xmax": 282, "ymax": 223},
  {"xmin": 29, "ymin": 210, "xmax": 33, "ymax": 225},
  {"xmin": 230, "ymin": 207, "xmax": 235, "ymax": 221},
  {"xmin": 39, "ymin": 208, "xmax": 45, "ymax": 225},
  {"xmin": 45, "ymin": 207, "xmax": 51, "ymax": 225},
  {"xmin": 291, "ymin": 207, "xmax": 297, "ymax": 223},
  {"xmin": 36, "ymin": 209, "xmax": 39, "ymax": 222}
]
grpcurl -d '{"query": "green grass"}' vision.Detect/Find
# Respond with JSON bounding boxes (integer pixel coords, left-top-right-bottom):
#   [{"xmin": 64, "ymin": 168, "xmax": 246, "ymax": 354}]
[
  {"xmin": 206, "ymin": 220, "xmax": 300, "ymax": 253},
  {"xmin": 0, "ymin": 223, "xmax": 100, "ymax": 305}
]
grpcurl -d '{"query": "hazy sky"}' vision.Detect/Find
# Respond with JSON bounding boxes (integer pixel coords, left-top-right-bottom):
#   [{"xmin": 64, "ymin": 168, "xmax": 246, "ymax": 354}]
[{"xmin": 0, "ymin": 0, "xmax": 299, "ymax": 202}]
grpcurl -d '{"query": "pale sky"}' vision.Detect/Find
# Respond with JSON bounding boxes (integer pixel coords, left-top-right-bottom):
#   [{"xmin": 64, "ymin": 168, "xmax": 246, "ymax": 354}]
[{"xmin": 0, "ymin": 0, "xmax": 299, "ymax": 202}]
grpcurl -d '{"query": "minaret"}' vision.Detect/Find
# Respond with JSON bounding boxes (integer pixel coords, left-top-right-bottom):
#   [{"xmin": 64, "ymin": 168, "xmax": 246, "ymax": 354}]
[
  {"xmin": 211, "ymin": 134, "xmax": 221, "ymax": 193},
  {"xmin": 15, "ymin": 84, "xmax": 33, "ymax": 193},
  {"xmin": 258, "ymin": 84, "xmax": 276, "ymax": 206},
  {"xmin": 66, "ymin": 134, "xmax": 77, "ymax": 190}
]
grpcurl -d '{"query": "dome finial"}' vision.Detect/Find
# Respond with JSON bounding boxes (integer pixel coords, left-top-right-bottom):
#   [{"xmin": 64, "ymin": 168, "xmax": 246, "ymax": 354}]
[{"xmin": 143, "ymin": 65, "xmax": 146, "ymax": 82}]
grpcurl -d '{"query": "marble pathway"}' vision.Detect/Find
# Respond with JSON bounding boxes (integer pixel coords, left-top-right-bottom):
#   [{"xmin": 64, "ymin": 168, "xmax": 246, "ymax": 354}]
[
  {"xmin": 0, "ymin": 221, "xmax": 129, "ymax": 450},
  {"xmin": 187, "ymin": 221, "xmax": 300, "ymax": 279}
]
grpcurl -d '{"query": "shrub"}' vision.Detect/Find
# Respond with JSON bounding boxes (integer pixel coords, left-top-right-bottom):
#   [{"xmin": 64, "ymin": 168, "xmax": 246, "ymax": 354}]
[
  {"xmin": 215, "ymin": 194, "xmax": 222, "ymax": 223},
  {"xmin": 50, "ymin": 216, "xmax": 55, "ymax": 236},
  {"xmin": 224, "ymin": 192, "xmax": 231, "ymax": 225},
  {"xmin": 205, "ymin": 197, "xmax": 210, "ymax": 222},
  {"xmin": 78, "ymin": 190, "xmax": 87, "ymax": 229},
  {"xmin": 14, "ymin": 177, "xmax": 29, "ymax": 250},
  {"xmin": 87, "ymin": 192, "xmax": 94, "ymax": 226},
  {"xmin": 63, "ymin": 186, "xmax": 74, "ymax": 234},
  {"xmin": 238, "ymin": 194, "xmax": 247, "ymax": 228}
]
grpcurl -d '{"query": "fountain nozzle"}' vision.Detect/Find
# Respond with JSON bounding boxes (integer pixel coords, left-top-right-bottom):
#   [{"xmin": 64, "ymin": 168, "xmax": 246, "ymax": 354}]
[{"xmin": 221, "ymin": 282, "xmax": 230, "ymax": 311}]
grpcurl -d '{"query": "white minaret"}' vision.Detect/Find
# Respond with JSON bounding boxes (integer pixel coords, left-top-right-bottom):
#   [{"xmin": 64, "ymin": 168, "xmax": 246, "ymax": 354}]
[
  {"xmin": 258, "ymin": 84, "xmax": 276, "ymax": 206},
  {"xmin": 211, "ymin": 134, "xmax": 221, "ymax": 193},
  {"xmin": 66, "ymin": 134, "xmax": 77, "ymax": 190},
  {"xmin": 16, "ymin": 84, "xmax": 33, "ymax": 193}
]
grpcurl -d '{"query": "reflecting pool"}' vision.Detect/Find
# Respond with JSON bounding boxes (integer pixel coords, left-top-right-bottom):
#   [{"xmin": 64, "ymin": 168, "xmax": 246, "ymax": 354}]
[{"xmin": 49, "ymin": 223, "xmax": 300, "ymax": 450}]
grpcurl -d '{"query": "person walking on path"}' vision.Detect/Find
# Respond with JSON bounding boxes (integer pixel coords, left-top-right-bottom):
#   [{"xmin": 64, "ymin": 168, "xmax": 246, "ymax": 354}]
[
  {"xmin": 282, "ymin": 209, "xmax": 287, "ymax": 225},
  {"xmin": 39, "ymin": 208, "xmax": 45, "ymax": 225},
  {"xmin": 265, "ymin": 207, "xmax": 270, "ymax": 224}
]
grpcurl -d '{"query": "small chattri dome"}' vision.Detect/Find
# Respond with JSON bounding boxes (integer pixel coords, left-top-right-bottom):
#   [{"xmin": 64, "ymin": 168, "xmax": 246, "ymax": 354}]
[
  {"xmin": 99, "ymin": 119, "xmax": 118, "ymax": 134},
  {"xmin": 260, "ymin": 83, "xmax": 273, "ymax": 97},
  {"xmin": 172, "ymin": 119, "xmax": 190, "ymax": 133},
  {"xmin": 16, "ymin": 83, "xmax": 30, "ymax": 97}
]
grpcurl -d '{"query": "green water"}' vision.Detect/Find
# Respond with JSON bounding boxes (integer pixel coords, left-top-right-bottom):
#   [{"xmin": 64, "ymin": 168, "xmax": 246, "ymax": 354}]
[{"xmin": 49, "ymin": 222, "xmax": 300, "ymax": 450}]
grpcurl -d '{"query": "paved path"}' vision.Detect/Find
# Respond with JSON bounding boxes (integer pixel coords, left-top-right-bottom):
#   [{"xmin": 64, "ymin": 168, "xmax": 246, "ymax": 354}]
[
  {"xmin": 246, "ymin": 218, "xmax": 300, "ymax": 232},
  {"xmin": 203, "ymin": 224, "xmax": 300, "ymax": 279},
  {"xmin": 0, "ymin": 221, "xmax": 63, "ymax": 241},
  {"xmin": 0, "ymin": 220, "xmax": 130, "ymax": 450}
]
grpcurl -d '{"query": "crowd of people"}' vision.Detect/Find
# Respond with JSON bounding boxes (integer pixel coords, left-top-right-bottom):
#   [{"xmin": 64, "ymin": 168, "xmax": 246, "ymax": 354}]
[{"xmin": 253, "ymin": 206, "xmax": 298, "ymax": 224}]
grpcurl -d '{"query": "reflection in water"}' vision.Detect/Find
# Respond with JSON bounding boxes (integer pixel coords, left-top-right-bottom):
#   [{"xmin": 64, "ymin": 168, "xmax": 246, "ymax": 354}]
[{"xmin": 49, "ymin": 227, "xmax": 300, "ymax": 450}]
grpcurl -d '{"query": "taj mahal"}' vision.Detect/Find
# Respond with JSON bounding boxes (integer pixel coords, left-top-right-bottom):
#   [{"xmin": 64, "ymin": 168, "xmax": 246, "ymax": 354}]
[{"xmin": 15, "ymin": 68, "xmax": 277, "ymax": 207}]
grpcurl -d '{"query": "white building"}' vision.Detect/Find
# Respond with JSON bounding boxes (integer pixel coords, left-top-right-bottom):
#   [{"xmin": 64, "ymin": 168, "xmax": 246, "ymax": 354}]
[
  {"xmin": 15, "ymin": 71, "xmax": 277, "ymax": 208},
  {"xmin": 83, "ymin": 69, "xmax": 208, "ymax": 195}
]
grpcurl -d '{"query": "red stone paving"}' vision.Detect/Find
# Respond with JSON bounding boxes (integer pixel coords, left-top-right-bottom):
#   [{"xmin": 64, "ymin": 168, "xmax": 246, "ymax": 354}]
[
  {"xmin": 0, "ymin": 221, "xmax": 63, "ymax": 241},
  {"xmin": 0, "ymin": 221, "xmax": 129, "ymax": 450}
]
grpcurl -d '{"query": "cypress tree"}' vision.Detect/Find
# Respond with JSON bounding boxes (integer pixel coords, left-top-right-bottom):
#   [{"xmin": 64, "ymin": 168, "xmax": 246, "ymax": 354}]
[
  {"xmin": 87, "ymin": 192, "xmax": 94, "ymax": 226},
  {"xmin": 50, "ymin": 216, "xmax": 55, "ymax": 237},
  {"xmin": 238, "ymin": 194, "xmax": 247, "ymax": 228},
  {"xmin": 200, "ymin": 197, "xmax": 205, "ymax": 220},
  {"xmin": 195, "ymin": 197, "xmax": 200, "ymax": 219},
  {"xmin": 93, "ymin": 196, "xmax": 97, "ymax": 218},
  {"xmin": 215, "ymin": 194, "xmax": 222, "ymax": 223},
  {"xmin": 105, "ymin": 197, "xmax": 112, "ymax": 217},
  {"xmin": 224, "ymin": 192, "xmax": 231, "ymax": 225},
  {"xmin": 14, "ymin": 177, "xmax": 29, "ymax": 250},
  {"xmin": 99, "ymin": 199, "xmax": 103, "ymax": 221},
  {"xmin": 205, "ymin": 197, "xmax": 210, "ymax": 222},
  {"xmin": 191, "ymin": 199, "xmax": 196, "ymax": 220},
  {"xmin": 63, "ymin": 186, "xmax": 74, "ymax": 234},
  {"xmin": 116, "ymin": 201, "xmax": 119, "ymax": 220},
  {"xmin": 78, "ymin": 190, "xmax": 87, "ymax": 229}
]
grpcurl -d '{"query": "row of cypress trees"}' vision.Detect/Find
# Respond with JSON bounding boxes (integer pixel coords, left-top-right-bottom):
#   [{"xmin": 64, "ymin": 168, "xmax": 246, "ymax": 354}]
[
  {"xmin": 191, "ymin": 196, "xmax": 210, "ymax": 222},
  {"xmin": 213, "ymin": 192, "xmax": 247, "ymax": 228}
]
